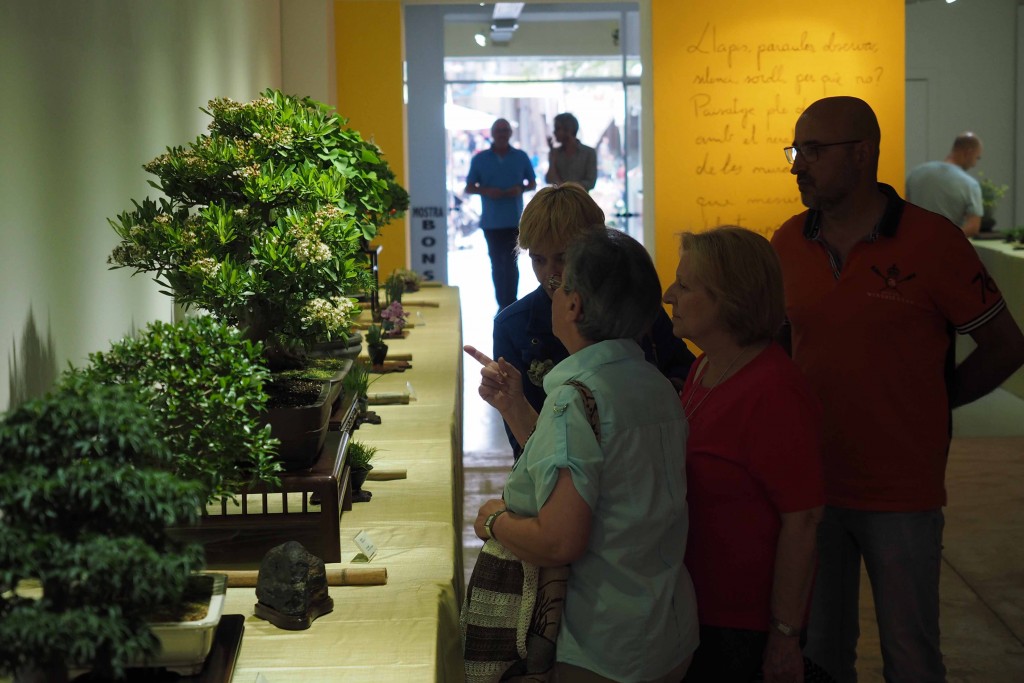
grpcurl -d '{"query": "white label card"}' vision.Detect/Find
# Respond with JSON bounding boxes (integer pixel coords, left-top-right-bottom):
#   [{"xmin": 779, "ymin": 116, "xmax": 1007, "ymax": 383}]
[{"xmin": 353, "ymin": 529, "xmax": 378, "ymax": 560}]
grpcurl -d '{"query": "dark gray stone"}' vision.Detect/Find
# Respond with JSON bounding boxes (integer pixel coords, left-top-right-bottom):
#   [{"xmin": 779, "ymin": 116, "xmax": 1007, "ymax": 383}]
[{"xmin": 255, "ymin": 541, "xmax": 330, "ymax": 618}]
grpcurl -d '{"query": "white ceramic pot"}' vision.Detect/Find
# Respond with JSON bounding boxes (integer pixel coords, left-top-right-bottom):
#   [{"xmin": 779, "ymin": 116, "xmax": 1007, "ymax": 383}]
[{"xmin": 144, "ymin": 572, "xmax": 227, "ymax": 675}]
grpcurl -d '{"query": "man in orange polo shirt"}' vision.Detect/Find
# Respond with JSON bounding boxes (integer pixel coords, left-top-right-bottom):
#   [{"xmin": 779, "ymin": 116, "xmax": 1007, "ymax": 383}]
[{"xmin": 771, "ymin": 96, "xmax": 1024, "ymax": 683}]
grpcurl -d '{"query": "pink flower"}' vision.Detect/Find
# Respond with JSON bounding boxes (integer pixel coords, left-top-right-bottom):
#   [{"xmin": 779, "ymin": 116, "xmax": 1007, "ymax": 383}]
[{"xmin": 380, "ymin": 301, "xmax": 407, "ymax": 337}]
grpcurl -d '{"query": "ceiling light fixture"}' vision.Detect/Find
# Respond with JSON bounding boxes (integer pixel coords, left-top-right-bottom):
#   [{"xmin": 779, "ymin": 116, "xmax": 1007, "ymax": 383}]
[
  {"xmin": 488, "ymin": 2, "xmax": 524, "ymax": 45},
  {"xmin": 492, "ymin": 3, "xmax": 525, "ymax": 20}
]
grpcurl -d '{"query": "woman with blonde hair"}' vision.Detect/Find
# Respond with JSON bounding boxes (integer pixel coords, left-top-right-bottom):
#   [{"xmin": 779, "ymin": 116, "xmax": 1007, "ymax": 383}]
[
  {"xmin": 480, "ymin": 183, "xmax": 694, "ymax": 459},
  {"xmin": 662, "ymin": 226, "xmax": 826, "ymax": 683}
]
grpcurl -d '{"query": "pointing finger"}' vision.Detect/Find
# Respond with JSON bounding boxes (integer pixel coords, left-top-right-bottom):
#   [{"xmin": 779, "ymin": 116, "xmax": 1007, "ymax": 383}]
[{"xmin": 463, "ymin": 344, "xmax": 494, "ymax": 367}]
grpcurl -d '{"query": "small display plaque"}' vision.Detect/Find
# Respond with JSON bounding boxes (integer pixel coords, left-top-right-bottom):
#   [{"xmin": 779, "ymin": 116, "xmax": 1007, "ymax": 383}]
[{"xmin": 353, "ymin": 530, "xmax": 378, "ymax": 561}]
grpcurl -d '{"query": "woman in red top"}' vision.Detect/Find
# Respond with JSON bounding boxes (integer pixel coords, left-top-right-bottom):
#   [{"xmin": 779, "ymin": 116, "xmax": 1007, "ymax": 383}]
[{"xmin": 662, "ymin": 226, "xmax": 825, "ymax": 683}]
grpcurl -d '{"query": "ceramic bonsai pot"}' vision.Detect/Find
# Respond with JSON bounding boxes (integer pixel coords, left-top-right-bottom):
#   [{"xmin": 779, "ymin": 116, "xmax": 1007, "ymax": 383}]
[
  {"xmin": 265, "ymin": 380, "xmax": 333, "ymax": 471},
  {"xmin": 67, "ymin": 573, "xmax": 228, "ymax": 679},
  {"xmin": 367, "ymin": 342, "xmax": 388, "ymax": 366},
  {"xmin": 142, "ymin": 573, "xmax": 228, "ymax": 675}
]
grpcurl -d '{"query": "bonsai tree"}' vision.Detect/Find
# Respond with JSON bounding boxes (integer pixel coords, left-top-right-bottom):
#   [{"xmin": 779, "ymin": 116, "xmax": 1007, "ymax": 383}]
[
  {"xmin": 365, "ymin": 324, "xmax": 388, "ymax": 366},
  {"xmin": 384, "ymin": 270, "xmax": 406, "ymax": 306},
  {"xmin": 343, "ymin": 360, "xmax": 373, "ymax": 399},
  {"xmin": 365, "ymin": 324, "xmax": 384, "ymax": 347},
  {"xmin": 380, "ymin": 301, "xmax": 407, "ymax": 338},
  {"xmin": 346, "ymin": 439, "xmax": 377, "ymax": 472},
  {"xmin": 0, "ymin": 374, "xmax": 205, "ymax": 681},
  {"xmin": 392, "ymin": 267, "xmax": 423, "ymax": 293},
  {"xmin": 107, "ymin": 88, "xmax": 409, "ymax": 370},
  {"xmin": 346, "ymin": 439, "xmax": 377, "ymax": 503},
  {"xmin": 342, "ymin": 360, "xmax": 383, "ymax": 416},
  {"xmin": 978, "ymin": 173, "xmax": 1008, "ymax": 232},
  {"xmin": 73, "ymin": 316, "xmax": 280, "ymax": 504}
]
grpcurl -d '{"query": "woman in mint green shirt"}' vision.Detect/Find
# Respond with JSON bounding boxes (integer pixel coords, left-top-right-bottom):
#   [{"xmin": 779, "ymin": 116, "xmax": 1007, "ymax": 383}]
[{"xmin": 465, "ymin": 228, "xmax": 699, "ymax": 682}]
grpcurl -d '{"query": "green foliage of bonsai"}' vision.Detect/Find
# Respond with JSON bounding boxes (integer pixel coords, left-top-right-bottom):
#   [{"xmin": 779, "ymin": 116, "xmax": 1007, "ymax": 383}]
[
  {"xmin": 0, "ymin": 374, "xmax": 205, "ymax": 680},
  {"xmin": 74, "ymin": 316, "xmax": 280, "ymax": 504},
  {"xmin": 365, "ymin": 323, "xmax": 384, "ymax": 346},
  {"xmin": 392, "ymin": 267, "xmax": 423, "ymax": 292},
  {"xmin": 346, "ymin": 439, "xmax": 377, "ymax": 471},
  {"xmin": 384, "ymin": 270, "xmax": 406, "ymax": 307},
  {"xmin": 343, "ymin": 360, "xmax": 373, "ymax": 398},
  {"xmin": 978, "ymin": 173, "xmax": 1008, "ymax": 214},
  {"xmin": 276, "ymin": 357, "xmax": 350, "ymax": 382},
  {"xmin": 107, "ymin": 88, "xmax": 409, "ymax": 369}
]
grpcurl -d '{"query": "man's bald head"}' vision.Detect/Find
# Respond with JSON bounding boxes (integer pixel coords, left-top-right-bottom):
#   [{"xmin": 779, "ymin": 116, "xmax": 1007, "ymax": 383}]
[
  {"xmin": 798, "ymin": 96, "xmax": 881, "ymax": 147},
  {"xmin": 950, "ymin": 132, "xmax": 983, "ymax": 170}
]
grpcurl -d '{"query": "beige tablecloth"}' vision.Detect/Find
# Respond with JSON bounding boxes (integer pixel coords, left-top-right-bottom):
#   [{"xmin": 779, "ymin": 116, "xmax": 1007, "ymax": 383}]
[
  {"xmin": 972, "ymin": 240, "xmax": 1024, "ymax": 399},
  {"xmin": 223, "ymin": 284, "xmax": 465, "ymax": 682}
]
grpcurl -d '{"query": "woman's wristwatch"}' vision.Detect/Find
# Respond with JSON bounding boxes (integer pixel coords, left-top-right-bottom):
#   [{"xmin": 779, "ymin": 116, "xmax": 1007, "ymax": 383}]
[
  {"xmin": 769, "ymin": 617, "xmax": 801, "ymax": 637},
  {"xmin": 484, "ymin": 509, "xmax": 507, "ymax": 540}
]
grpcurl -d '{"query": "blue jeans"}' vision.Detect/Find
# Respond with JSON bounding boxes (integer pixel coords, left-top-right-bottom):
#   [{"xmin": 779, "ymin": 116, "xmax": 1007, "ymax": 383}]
[
  {"xmin": 804, "ymin": 506, "xmax": 946, "ymax": 683},
  {"xmin": 482, "ymin": 227, "xmax": 519, "ymax": 311}
]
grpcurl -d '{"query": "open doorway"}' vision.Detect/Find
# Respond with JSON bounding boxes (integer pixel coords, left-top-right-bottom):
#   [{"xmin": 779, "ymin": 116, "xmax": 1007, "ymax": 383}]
[{"xmin": 439, "ymin": 3, "xmax": 642, "ymax": 316}]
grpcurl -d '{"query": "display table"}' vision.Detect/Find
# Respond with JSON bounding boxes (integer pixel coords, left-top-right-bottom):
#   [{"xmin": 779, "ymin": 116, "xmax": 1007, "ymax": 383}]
[
  {"xmin": 972, "ymin": 240, "xmax": 1024, "ymax": 400},
  {"xmin": 220, "ymin": 284, "xmax": 465, "ymax": 682}
]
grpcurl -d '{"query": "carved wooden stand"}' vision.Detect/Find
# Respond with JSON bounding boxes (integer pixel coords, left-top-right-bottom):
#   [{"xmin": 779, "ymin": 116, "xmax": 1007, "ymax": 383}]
[{"xmin": 196, "ymin": 394, "xmax": 358, "ymax": 567}]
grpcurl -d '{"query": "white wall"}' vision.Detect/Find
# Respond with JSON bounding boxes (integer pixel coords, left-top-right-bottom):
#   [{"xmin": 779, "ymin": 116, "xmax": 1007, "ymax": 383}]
[
  {"xmin": 906, "ymin": 0, "xmax": 1018, "ymax": 231},
  {"xmin": 0, "ymin": 0, "xmax": 284, "ymax": 411}
]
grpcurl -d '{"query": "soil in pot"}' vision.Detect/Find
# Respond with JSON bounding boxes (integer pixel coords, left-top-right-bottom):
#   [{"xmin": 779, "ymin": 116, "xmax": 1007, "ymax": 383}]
[{"xmin": 265, "ymin": 378, "xmax": 333, "ymax": 471}]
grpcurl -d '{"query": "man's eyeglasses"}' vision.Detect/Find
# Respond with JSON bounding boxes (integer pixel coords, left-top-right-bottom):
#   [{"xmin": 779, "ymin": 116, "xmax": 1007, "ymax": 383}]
[{"xmin": 784, "ymin": 140, "xmax": 862, "ymax": 164}]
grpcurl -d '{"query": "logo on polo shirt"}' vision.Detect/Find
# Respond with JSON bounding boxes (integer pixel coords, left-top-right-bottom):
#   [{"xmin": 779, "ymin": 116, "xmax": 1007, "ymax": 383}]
[
  {"xmin": 868, "ymin": 263, "xmax": 918, "ymax": 305},
  {"xmin": 871, "ymin": 264, "xmax": 916, "ymax": 293},
  {"xmin": 971, "ymin": 269, "xmax": 999, "ymax": 305}
]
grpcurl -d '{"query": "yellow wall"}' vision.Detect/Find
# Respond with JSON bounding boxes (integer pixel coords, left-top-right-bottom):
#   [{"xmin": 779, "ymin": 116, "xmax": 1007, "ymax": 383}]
[
  {"xmin": 332, "ymin": 1, "xmax": 904, "ymax": 291},
  {"xmin": 651, "ymin": 0, "xmax": 904, "ymax": 284},
  {"xmin": 335, "ymin": 0, "xmax": 409, "ymax": 276}
]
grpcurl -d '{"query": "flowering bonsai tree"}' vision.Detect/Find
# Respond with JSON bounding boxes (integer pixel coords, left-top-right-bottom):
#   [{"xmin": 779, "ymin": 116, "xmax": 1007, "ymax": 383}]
[
  {"xmin": 380, "ymin": 301, "xmax": 407, "ymax": 338},
  {"xmin": 108, "ymin": 89, "xmax": 409, "ymax": 370}
]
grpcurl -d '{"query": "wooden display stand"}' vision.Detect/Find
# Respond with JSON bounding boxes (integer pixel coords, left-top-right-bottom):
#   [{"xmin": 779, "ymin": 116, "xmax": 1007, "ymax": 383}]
[{"xmin": 196, "ymin": 395, "xmax": 359, "ymax": 567}]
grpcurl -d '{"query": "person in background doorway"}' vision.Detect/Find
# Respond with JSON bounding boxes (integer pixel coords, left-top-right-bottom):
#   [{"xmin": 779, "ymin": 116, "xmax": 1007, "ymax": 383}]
[
  {"xmin": 465, "ymin": 118, "xmax": 537, "ymax": 310},
  {"xmin": 773, "ymin": 96, "xmax": 1024, "ymax": 683},
  {"xmin": 472, "ymin": 183, "xmax": 695, "ymax": 461},
  {"xmin": 546, "ymin": 113, "xmax": 598, "ymax": 191},
  {"xmin": 906, "ymin": 132, "xmax": 984, "ymax": 237}
]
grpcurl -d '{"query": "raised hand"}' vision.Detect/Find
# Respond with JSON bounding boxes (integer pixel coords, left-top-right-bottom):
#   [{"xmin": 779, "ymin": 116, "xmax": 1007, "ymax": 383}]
[
  {"xmin": 463, "ymin": 345, "xmax": 537, "ymax": 446},
  {"xmin": 463, "ymin": 345, "xmax": 524, "ymax": 412}
]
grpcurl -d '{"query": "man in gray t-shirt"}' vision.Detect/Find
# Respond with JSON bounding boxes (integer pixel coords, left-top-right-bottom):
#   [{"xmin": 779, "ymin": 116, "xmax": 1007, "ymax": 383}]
[{"xmin": 906, "ymin": 132, "xmax": 984, "ymax": 237}]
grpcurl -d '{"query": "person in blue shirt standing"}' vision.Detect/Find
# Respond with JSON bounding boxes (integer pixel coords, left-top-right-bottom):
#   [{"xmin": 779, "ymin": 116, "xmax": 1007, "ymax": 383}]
[{"xmin": 464, "ymin": 118, "xmax": 537, "ymax": 310}]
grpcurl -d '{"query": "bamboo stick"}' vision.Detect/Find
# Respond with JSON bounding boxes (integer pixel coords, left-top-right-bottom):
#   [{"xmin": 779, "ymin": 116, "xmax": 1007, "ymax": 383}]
[{"xmin": 211, "ymin": 567, "xmax": 387, "ymax": 587}]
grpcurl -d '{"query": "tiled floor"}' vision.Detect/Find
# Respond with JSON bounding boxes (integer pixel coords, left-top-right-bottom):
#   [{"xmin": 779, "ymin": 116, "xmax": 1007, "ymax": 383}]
[{"xmin": 451, "ymin": 233, "xmax": 1024, "ymax": 682}]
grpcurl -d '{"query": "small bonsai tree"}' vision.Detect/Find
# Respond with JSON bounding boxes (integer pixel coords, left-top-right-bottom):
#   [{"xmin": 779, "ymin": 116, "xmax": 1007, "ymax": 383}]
[
  {"xmin": 0, "ymin": 374, "xmax": 205, "ymax": 681},
  {"xmin": 392, "ymin": 267, "xmax": 423, "ymax": 293},
  {"xmin": 380, "ymin": 301, "xmax": 407, "ymax": 338},
  {"xmin": 346, "ymin": 439, "xmax": 377, "ymax": 472},
  {"xmin": 343, "ymin": 360, "xmax": 373, "ymax": 399},
  {"xmin": 107, "ymin": 88, "xmax": 409, "ymax": 370},
  {"xmin": 73, "ymin": 316, "xmax": 280, "ymax": 504},
  {"xmin": 365, "ymin": 324, "xmax": 384, "ymax": 347},
  {"xmin": 979, "ymin": 174, "xmax": 1008, "ymax": 215},
  {"xmin": 384, "ymin": 270, "xmax": 406, "ymax": 306}
]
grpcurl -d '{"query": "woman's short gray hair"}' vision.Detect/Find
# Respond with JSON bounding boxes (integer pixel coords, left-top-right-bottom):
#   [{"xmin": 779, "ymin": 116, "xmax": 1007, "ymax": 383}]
[{"xmin": 562, "ymin": 228, "xmax": 662, "ymax": 342}]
